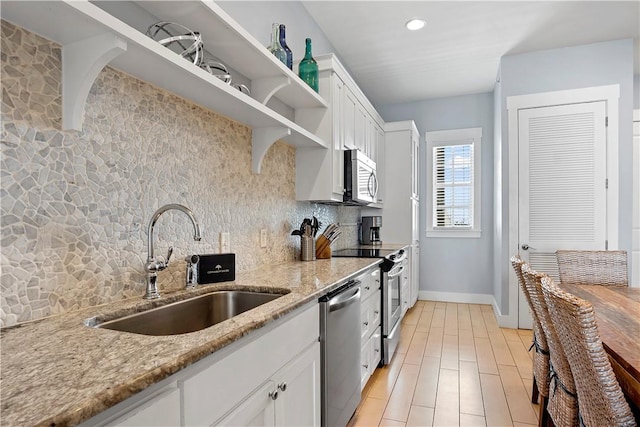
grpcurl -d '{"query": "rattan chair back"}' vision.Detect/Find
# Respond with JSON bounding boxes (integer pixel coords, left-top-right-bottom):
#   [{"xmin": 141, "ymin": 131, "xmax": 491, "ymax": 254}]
[
  {"xmin": 556, "ymin": 250, "xmax": 628, "ymax": 287},
  {"xmin": 541, "ymin": 275, "xmax": 636, "ymax": 427},
  {"xmin": 511, "ymin": 255, "xmax": 550, "ymax": 398},
  {"xmin": 522, "ymin": 264, "xmax": 579, "ymax": 427}
]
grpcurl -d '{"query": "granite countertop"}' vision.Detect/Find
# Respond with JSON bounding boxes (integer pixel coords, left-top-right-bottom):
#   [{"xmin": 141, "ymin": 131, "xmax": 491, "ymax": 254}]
[{"xmin": 0, "ymin": 257, "xmax": 380, "ymax": 427}]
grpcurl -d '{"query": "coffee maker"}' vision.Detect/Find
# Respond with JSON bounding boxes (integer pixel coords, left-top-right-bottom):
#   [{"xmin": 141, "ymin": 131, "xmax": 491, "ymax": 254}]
[{"xmin": 361, "ymin": 216, "xmax": 382, "ymax": 245}]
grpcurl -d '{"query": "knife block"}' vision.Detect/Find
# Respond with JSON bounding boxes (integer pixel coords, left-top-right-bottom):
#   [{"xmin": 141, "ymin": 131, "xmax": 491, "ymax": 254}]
[{"xmin": 315, "ymin": 235, "xmax": 332, "ymax": 259}]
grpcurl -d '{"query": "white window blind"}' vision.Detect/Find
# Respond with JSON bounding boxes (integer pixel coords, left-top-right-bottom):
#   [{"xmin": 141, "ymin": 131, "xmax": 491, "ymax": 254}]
[
  {"xmin": 434, "ymin": 144, "xmax": 473, "ymax": 227},
  {"xmin": 426, "ymin": 128, "xmax": 482, "ymax": 238}
]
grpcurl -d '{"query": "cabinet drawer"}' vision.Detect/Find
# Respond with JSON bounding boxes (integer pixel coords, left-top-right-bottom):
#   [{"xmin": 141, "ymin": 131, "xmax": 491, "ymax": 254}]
[
  {"xmin": 360, "ymin": 300, "xmax": 371, "ymax": 342},
  {"xmin": 370, "ymin": 290, "xmax": 381, "ymax": 329},
  {"xmin": 370, "ymin": 327, "xmax": 382, "ymax": 375},
  {"xmin": 360, "ymin": 340, "xmax": 372, "ymax": 391},
  {"xmin": 359, "ymin": 268, "xmax": 380, "ymax": 302}
]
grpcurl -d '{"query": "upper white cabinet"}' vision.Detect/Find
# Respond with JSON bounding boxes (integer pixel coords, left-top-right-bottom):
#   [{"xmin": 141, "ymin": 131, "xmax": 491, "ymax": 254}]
[
  {"xmin": 368, "ymin": 121, "xmax": 420, "ymax": 243},
  {"xmin": 296, "ymin": 54, "xmax": 385, "ymax": 203},
  {"xmin": 1, "ymin": 0, "xmax": 328, "ymax": 173}
]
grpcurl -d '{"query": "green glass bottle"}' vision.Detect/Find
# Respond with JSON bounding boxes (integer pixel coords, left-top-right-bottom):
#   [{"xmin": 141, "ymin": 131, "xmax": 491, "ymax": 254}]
[{"xmin": 298, "ymin": 38, "xmax": 318, "ymax": 93}]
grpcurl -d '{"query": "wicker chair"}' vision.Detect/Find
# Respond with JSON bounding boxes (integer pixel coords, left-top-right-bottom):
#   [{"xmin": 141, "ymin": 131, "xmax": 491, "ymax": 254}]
[
  {"xmin": 511, "ymin": 256, "xmax": 550, "ymax": 414},
  {"xmin": 541, "ymin": 276, "xmax": 636, "ymax": 427},
  {"xmin": 556, "ymin": 250, "xmax": 628, "ymax": 287},
  {"xmin": 522, "ymin": 264, "xmax": 580, "ymax": 427}
]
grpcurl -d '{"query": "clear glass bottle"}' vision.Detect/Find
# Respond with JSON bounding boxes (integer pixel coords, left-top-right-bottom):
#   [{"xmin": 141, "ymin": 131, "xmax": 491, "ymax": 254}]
[
  {"xmin": 268, "ymin": 23, "xmax": 287, "ymax": 65},
  {"xmin": 298, "ymin": 38, "xmax": 318, "ymax": 93},
  {"xmin": 279, "ymin": 24, "xmax": 293, "ymax": 70}
]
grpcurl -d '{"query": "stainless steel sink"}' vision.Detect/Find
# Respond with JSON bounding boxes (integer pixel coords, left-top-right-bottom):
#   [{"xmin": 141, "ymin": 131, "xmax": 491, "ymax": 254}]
[{"xmin": 94, "ymin": 290, "xmax": 287, "ymax": 336}]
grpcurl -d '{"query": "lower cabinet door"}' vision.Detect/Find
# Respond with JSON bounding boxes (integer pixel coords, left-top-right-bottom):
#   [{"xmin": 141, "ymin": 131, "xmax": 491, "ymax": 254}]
[
  {"xmin": 275, "ymin": 342, "xmax": 321, "ymax": 427},
  {"xmin": 360, "ymin": 340, "xmax": 372, "ymax": 391},
  {"xmin": 217, "ymin": 381, "xmax": 276, "ymax": 427},
  {"xmin": 370, "ymin": 327, "xmax": 382, "ymax": 375}
]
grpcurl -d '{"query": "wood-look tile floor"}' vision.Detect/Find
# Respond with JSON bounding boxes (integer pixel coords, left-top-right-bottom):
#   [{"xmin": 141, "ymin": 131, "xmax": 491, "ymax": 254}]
[{"xmin": 348, "ymin": 301, "xmax": 539, "ymax": 427}]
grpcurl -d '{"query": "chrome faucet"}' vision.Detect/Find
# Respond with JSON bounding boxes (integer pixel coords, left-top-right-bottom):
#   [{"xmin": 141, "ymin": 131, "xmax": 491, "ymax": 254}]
[{"xmin": 144, "ymin": 204, "xmax": 202, "ymax": 300}]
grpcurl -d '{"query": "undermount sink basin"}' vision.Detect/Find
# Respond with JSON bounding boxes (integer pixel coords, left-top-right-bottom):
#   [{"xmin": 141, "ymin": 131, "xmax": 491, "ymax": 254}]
[{"xmin": 93, "ymin": 290, "xmax": 288, "ymax": 336}]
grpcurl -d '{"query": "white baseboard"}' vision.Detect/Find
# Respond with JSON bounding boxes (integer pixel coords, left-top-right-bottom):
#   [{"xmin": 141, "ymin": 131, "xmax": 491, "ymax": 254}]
[
  {"xmin": 418, "ymin": 291, "xmax": 494, "ymax": 305},
  {"xmin": 418, "ymin": 291, "xmax": 519, "ymax": 328},
  {"xmin": 491, "ymin": 297, "xmax": 518, "ymax": 329}
]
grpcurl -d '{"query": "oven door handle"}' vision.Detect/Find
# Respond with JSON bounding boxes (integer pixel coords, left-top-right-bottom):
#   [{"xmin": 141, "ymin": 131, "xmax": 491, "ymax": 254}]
[
  {"xmin": 387, "ymin": 265, "xmax": 404, "ymax": 278},
  {"xmin": 328, "ymin": 284, "xmax": 361, "ymax": 312}
]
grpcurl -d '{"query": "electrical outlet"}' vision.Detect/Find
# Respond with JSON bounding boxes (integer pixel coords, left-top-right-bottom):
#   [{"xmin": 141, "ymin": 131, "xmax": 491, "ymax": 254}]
[
  {"xmin": 220, "ymin": 232, "xmax": 230, "ymax": 253},
  {"xmin": 260, "ymin": 229, "xmax": 267, "ymax": 248}
]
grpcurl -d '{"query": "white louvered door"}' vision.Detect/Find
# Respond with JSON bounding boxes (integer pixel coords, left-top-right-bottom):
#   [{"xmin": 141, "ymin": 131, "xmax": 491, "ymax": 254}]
[{"xmin": 518, "ymin": 101, "xmax": 607, "ymax": 327}]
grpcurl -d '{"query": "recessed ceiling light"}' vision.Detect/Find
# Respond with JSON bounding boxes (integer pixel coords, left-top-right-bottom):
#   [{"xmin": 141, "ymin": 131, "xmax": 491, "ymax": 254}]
[{"xmin": 405, "ymin": 18, "xmax": 426, "ymax": 31}]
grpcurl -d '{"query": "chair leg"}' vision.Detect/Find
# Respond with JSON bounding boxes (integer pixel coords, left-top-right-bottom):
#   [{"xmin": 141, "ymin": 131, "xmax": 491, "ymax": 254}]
[
  {"xmin": 538, "ymin": 395, "xmax": 552, "ymax": 427},
  {"xmin": 531, "ymin": 377, "xmax": 539, "ymax": 404}
]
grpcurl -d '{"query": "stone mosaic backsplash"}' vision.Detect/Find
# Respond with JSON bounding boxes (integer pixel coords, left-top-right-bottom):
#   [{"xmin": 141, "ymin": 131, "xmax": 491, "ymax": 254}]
[{"xmin": 0, "ymin": 20, "xmax": 360, "ymax": 327}]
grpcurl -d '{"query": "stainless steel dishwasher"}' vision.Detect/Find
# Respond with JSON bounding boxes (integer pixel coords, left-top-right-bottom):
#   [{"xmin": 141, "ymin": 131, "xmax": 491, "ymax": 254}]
[{"xmin": 319, "ymin": 279, "xmax": 362, "ymax": 427}]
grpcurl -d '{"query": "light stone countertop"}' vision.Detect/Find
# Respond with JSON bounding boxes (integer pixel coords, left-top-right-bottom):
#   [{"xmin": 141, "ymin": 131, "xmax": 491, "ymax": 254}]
[{"xmin": 0, "ymin": 257, "xmax": 381, "ymax": 427}]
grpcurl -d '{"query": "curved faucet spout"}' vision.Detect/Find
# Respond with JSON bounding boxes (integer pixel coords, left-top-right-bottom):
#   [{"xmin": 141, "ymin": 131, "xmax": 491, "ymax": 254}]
[
  {"xmin": 144, "ymin": 204, "xmax": 202, "ymax": 300},
  {"xmin": 147, "ymin": 204, "xmax": 202, "ymax": 259}
]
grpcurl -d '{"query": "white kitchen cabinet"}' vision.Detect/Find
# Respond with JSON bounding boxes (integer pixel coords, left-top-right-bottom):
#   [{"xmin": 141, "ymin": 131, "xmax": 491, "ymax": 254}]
[
  {"xmin": 358, "ymin": 266, "xmax": 381, "ymax": 390},
  {"xmin": 1, "ymin": 0, "xmax": 328, "ymax": 174},
  {"xmin": 296, "ymin": 54, "xmax": 386, "ymax": 203},
  {"xmin": 218, "ymin": 342, "xmax": 320, "ymax": 427},
  {"xmin": 217, "ymin": 381, "xmax": 276, "ymax": 427},
  {"xmin": 363, "ymin": 120, "xmax": 420, "ymax": 304},
  {"xmin": 82, "ymin": 303, "xmax": 320, "ymax": 427},
  {"xmin": 410, "ymin": 245, "xmax": 419, "ymax": 310},
  {"xmin": 355, "ymin": 103, "xmax": 368, "ymax": 154},
  {"xmin": 182, "ymin": 303, "xmax": 319, "ymax": 426},
  {"xmin": 343, "ymin": 88, "xmax": 358, "ymax": 150},
  {"xmin": 401, "ymin": 252, "xmax": 411, "ymax": 316}
]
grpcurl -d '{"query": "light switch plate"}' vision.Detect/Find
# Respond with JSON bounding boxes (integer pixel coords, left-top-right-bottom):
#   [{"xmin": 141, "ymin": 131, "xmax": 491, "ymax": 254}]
[
  {"xmin": 260, "ymin": 229, "xmax": 267, "ymax": 248},
  {"xmin": 220, "ymin": 232, "xmax": 230, "ymax": 253}
]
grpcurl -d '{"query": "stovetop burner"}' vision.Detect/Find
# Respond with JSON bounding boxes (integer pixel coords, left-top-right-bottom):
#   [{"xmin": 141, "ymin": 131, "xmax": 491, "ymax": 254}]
[{"xmin": 332, "ymin": 248, "xmax": 399, "ymax": 259}]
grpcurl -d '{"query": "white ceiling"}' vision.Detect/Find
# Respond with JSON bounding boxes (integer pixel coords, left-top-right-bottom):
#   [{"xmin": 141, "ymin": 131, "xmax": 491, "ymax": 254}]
[{"xmin": 301, "ymin": 1, "xmax": 640, "ymax": 107}]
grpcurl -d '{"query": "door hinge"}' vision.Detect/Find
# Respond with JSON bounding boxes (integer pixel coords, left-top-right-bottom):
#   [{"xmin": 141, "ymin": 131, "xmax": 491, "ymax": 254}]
[
  {"xmin": 605, "ymin": 178, "xmax": 609, "ymax": 189},
  {"xmin": 605, "ymin": 240, "xmax": 608, "ymax": 250},
  {"xmin": 605, "ymin": 116, "xmax": 609, "ymax": 127}
]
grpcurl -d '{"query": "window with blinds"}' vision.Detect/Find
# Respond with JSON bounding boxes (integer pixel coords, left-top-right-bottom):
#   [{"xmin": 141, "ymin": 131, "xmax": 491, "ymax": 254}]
[{"xmin": 426, "ymin": 128, "xmax": 482, "ymax": 238}]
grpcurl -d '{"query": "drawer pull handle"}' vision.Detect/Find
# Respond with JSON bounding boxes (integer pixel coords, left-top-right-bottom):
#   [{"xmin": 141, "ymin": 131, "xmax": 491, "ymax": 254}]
[
  {"xmin": 374, "ymin": 310, "xmax": 379, "ymax": 315},
  {"xmin": 375, "ymin": 349, "xmax": 380, "ymax": 353},
  {"xmin": 365, "ymin": 286, "xmax": 370, "ymax": 290},
  {"xmin": 363, "ymin": 321, "xmax": 369, "ymax": 326},
  {"xmin": 363, "ymin": 364, "xmax": 369, "ymax": 369},
  {"xmin": 269, "ymin": 390, "xmax": 279, "ymax": 400},
  {"xmin": 277, "ymin": 382, "xmax": 287, "ymax": 392}
]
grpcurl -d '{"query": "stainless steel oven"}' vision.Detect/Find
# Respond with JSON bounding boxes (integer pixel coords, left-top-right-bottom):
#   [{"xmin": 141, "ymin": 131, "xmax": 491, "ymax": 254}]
[
  {"xmin": 380, "ymin": 249, "xmax": 406, "ymax": 364},
  {"xmin": 332, "ymin": 247, "xmax": 406, "ymax": 365}
]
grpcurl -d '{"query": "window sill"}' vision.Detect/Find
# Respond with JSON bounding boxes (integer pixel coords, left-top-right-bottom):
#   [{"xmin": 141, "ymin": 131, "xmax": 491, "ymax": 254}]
[{"xmin": 426, "ymin": 229, "xmax": 482, "ymax": 239}]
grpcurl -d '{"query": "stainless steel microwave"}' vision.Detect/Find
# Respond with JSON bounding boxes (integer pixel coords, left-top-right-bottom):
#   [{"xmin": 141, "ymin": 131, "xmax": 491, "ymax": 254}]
[{"xmin": 344, "ymin": 149, "xmax": 378, "ymax": 205}]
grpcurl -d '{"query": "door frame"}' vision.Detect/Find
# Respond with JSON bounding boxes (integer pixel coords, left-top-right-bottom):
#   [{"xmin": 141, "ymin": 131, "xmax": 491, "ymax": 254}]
[
  {"xmin": 504, "ymin": 84, "xmax": 620, "ymax": 328},
  {"xmin": 633, "ymin": 109, "xmax": 640, "ymax": 287}
]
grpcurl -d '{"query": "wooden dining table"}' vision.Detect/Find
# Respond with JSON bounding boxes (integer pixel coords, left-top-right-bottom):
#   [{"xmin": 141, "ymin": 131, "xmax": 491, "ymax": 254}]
[{"xmin": 562, "ymin": 283, "xmax": 640, "ymax": 412}]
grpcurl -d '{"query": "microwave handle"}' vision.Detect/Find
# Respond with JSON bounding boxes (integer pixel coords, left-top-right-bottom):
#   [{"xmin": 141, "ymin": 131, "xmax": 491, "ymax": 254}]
[{"xmin": 368, "ymin": 172, "xmax": 378, "ymax": 199}]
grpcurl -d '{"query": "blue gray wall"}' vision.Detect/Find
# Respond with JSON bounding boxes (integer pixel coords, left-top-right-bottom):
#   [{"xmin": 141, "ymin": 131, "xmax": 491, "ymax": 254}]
[
  {"xmin": 217, "ymin": 1, "xmax": 338, "ymax": 66},
  {"xmin": 635, "ymin": 74, "xmax": 640, "ymax": 109},
  {"xmin": 378, "ymin": 93, "xmax": 495, "ymax": 298},
  {"xmin": 495, "ymin": 38, "xmax": 635, "ymax": 315}
]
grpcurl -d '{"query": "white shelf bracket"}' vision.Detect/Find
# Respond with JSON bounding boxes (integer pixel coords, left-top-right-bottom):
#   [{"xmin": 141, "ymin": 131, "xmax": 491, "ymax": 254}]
[
  {"xmin": 62, "ymin": 33, "xmax": 127, "ymax": 131},
  {"xmin": 251, "ymin": 76, "xmax": 290, "ymax": 105},
  {"xmin": 252, "ymin": 126, "xmax": 291, "ymax": 173}
]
